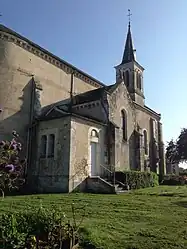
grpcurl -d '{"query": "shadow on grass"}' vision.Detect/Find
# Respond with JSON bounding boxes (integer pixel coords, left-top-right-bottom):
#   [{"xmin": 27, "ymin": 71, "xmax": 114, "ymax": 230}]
[{"xmin": 174, "ymin": 201, "xmax": 187, "ymax": 208}]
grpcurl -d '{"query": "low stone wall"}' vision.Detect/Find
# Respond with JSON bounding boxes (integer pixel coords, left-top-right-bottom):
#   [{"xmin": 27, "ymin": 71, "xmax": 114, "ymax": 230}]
[{"xmin": 73, "ymin": 176, "xmax": 115, "ymax": 194}]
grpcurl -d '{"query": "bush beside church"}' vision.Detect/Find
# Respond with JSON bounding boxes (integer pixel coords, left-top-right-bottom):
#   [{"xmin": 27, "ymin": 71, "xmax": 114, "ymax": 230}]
[{"xmin": 115, "ymin": 171, "xmax": 159, "ymax": 189}]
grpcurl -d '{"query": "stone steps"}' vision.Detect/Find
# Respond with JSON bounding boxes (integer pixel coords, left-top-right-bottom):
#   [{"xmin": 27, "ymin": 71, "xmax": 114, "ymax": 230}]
[{"xmin": 102, "ymin": 178, "xmax": 129, "ymax": 194}]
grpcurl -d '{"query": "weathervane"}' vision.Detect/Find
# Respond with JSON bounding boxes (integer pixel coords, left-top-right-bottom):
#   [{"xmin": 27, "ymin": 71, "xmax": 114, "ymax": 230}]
[{"xmin": 127, "ymin": 9, "xmax": 132, "ymax": 27}]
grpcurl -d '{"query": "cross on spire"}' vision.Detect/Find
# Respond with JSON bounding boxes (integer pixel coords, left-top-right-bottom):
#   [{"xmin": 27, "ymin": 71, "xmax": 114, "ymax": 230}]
[
  {"xmin": 127, "ymin": 9, "xmax": 132, "ymax": 27},
  {"xmin": 121, "ymin": 9, "xmax": 135, "ymax": 64}
]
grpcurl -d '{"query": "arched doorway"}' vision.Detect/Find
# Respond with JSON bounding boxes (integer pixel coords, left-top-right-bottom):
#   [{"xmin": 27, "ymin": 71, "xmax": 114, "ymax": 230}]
[{"xmin": 90, "ymin": 129, "xmax": 99, "ymax": 176}]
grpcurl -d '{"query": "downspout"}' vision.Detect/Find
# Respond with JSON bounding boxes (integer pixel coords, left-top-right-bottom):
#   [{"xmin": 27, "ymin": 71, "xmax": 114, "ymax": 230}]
[
  {"xmin": 68, "ymin": 71, "xmax": 74, "ymax": 192},
  {"xmin": 25, "ymin": 76, "xmax": 35, "ymax": 177},
  {"xmin": 69, "ymin": 71, "xmax": 74, "ymax": 113}
]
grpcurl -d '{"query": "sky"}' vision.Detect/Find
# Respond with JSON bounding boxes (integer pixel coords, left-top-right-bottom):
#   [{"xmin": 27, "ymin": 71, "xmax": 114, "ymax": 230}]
[{"xmin": 1, "ymin": 0, "xmax": 187, "ymax": 145}]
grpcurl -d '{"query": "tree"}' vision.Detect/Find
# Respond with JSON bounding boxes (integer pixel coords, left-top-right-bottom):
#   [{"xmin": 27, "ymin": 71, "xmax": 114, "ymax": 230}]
[
  {"xmin": 176, "ymin": 128, "xmax": 187, "ymax": 162},
  {"xmin": 165, "ymin": 139, "xmax": 179, "ymax": 164},
  {"xmin": 166, "ymin": 128, "xmax": 187, "ymax": 166}
]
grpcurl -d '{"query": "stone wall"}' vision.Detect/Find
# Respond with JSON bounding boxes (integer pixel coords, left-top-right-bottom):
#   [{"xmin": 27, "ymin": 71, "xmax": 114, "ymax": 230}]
[
  {"xmin": 69, "ymin": 116, "xmax": 106, "ymax": 192},
  {"xmin": 0, "ymin": 26, "xmax": 102, "ymax": 160},
  {"xmin": 107, "ymin": 82, "xmax": 136, "ymax": 171},
  {"xmin": 29, "ymin": 116, "xmax": 71, "ymax": 193},
  {"xmin": 135, "ymin": 106, "xmax": 161, "ymax": 173}
]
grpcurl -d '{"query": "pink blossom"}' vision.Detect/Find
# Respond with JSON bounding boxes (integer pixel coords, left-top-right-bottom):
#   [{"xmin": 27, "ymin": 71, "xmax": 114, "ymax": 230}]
[
  {"xmin": 10, "ymin": 144, "xmax": 17, "ymax": 150},
  {"xmin": 10, "ymin": 138, "xmax": 17, "ymax": 145},
  {"xmin": 5, "ymin": 164, "xmax": 15, "ymax": 172}
]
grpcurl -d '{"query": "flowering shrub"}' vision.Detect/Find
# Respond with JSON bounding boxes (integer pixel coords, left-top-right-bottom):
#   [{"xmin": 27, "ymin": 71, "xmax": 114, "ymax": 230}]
[
  {"xmin": 0, "ymin": 203, "xmax": 86, "ymax": 248},
  {"xmin": 0, "ymin": 130, "xmax": 26, "ymax": 198}
]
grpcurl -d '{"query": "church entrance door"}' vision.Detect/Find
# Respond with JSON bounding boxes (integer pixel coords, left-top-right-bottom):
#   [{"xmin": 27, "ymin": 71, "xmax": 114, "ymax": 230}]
[{"xmin": 90, "ymin": 141, "xmax": 97, "ymax": 176}]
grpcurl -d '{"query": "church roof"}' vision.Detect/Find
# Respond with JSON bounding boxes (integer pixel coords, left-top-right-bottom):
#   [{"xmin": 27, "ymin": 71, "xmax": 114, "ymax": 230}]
[
  {"xmin": 121, "ymin": 24, "xmax": 135, "ymax": 64},
  {"xmin": 38, "ymin": 85, "xmax": 115, "ymax": 122},
  {"xmin": 71, "ymin": 85, "xmax": 113, "ymax": 105},
  {"xmin": 38, "ymin": 105, "xmax": 107, "ymax": 126}
]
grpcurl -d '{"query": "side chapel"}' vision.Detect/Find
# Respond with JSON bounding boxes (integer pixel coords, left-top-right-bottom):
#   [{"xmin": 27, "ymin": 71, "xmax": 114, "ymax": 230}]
[{"xmin": 0, "ymin": 19, "xmax": 166, "ymax": 193}]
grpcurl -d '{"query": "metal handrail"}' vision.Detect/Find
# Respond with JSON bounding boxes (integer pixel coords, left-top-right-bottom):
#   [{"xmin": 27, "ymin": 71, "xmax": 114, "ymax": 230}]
[
  {"xmin": 100, "ymin": 165, "xmax": 130, "ymax": 190},
  {"xmin": 100, "ymin": 164, "xmax": 115, "ymax": 186}
]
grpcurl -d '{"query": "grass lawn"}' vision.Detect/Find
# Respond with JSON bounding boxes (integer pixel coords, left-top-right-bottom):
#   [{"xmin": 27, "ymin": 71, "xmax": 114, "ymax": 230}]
[{"xmin": 1, "ymin": 186, "xmax": 187, "ymax": 249}]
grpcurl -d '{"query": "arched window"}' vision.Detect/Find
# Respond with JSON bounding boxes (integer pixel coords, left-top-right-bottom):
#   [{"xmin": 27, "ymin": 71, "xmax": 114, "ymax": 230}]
[
  {"xmin": 123, "ymin": 70, "xmax": 130, "ymax": 87},
  {"xmin": 121, "ymin": 110, "xmax": 127, "ymax": 141},
  {"xmin": 143, "ymin": 130, "xmax": 148, "ymax": 155},
  {"xmin": 125, "ymin": 70, "xmax": 130, "ymax": 87},
  {"xmin": 136, "ymin": 72, "xmax": 142, "ymax": 90},
  {"xmin": 90, "ymin": 129, "xmax": 99, "ymax": 143},
  {"xmin": 48, "ymin": 134, "xmax": 55, "ymax": 157},
  {"xmin": 138, "ymin": 74, "xmax": 142, "ymax": 90},
  {"xmin": 91, "ymin": 129, "xmax": 98, "ymax": 138},
  {"xmin": 152, "ymin": 119, "xmax": 157, "ymax": 138},
  {"xmin": 40, "ymin": 135, "xmax": 47, "ymax": 158}
]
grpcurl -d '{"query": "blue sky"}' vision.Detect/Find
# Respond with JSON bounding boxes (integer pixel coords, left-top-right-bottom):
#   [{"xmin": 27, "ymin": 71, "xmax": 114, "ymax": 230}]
[{"xmin": 1, "ymin": 0, "xmax": 187, "ymax": 144}]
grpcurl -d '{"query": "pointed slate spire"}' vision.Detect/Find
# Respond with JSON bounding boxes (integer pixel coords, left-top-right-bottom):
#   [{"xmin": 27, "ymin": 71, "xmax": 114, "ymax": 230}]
[{"xmin": 121, "ymin": 10, "xmax": 135, "ymax": 64}]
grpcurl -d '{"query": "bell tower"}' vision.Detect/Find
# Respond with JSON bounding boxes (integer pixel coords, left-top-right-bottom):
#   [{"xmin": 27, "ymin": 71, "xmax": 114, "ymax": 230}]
[{"xmin": 115, "ymin": 10, "xmax": 145, "ymax": 106}]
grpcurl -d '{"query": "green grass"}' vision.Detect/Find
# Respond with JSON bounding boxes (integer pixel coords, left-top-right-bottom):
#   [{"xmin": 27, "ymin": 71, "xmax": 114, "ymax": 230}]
[{"xmin": 1, "ymin": 186, "xmax": 187, "ymax": 249}]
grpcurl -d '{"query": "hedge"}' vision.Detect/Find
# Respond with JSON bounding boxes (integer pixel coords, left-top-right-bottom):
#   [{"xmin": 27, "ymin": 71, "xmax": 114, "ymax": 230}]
[
  {"xmin": 161, "ymin": 174, "xmax": 187, "ymax": 186},
  {"xmin": 114, "ymin": 171, "xmax": 159, "ymax": 189}
]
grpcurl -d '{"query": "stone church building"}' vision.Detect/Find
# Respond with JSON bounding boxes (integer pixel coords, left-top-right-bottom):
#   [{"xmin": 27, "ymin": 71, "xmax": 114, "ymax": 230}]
[{"xmin": 0, "ymin": 22, "xmax": 165, "ymax": 193}]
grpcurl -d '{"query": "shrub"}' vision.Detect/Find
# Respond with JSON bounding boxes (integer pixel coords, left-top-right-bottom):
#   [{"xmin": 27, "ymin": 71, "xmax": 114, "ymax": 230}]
[
  {"xmin": 0, "ymin": 130, "xmax": 25, "ymax": 198},
  {"xmin": 0, "ymin": 203, "xmax": 85, "ymax": 248},
  {"xmin": 161, "ymin": 174, "xmax": 187, "ymax": 186},
  {"xmin": 115, "ymin": 171, "xmax": 159, "ymax": 189}
]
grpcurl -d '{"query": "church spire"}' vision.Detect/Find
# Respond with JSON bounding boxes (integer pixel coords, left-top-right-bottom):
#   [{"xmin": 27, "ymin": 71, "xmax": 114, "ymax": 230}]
[{"xmin": 121, "ymin": 9, "xmax": 136, "ymax": 64}]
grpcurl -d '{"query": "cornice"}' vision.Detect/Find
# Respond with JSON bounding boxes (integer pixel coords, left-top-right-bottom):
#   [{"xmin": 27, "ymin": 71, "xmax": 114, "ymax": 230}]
[
  {"xmin": 73, "ymin": 101, "xmax": 100, "ymax": 110},
  {"xmin": 0, "ymin": 24, "xmax": 105, "ymax": 89},
  {"xmin": 134, "ymin": 102, "xmax": 161, "ymax": 119}
]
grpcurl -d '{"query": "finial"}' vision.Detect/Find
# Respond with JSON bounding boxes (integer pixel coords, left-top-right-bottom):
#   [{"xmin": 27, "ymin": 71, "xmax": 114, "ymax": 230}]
[{"xmin": 127, "ymin": 9, "xmax": 132, "ymax": 28}]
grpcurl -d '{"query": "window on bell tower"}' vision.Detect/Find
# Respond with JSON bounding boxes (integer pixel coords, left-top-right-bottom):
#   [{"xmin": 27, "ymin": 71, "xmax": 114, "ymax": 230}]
[
  {"xmin": 136, "ymin": 72, "xmax": 142, "ymax": 90},
  {"xmin": 123, "ymin": 70, "xmax": 130, "ymax": 87}
]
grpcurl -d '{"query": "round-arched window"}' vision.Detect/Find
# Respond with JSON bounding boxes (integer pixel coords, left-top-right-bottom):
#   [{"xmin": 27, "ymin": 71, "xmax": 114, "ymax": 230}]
[
  {"xmin": 91, "ymin": 129, "xmax": 98, "ymax": 138},
  {"xmin": 136, "ymin": 72, "xmax": 142, "ymax": 90}
]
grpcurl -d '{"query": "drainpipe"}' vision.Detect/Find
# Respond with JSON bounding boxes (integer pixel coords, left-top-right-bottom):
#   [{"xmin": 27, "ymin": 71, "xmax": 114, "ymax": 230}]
[
  {"xmin": 25, "ymin": 76, "xmax": 35, "ymax": 177},
  {"xmin": 69, "ymin": 71, "xmax": 74, "ymax": 113}
]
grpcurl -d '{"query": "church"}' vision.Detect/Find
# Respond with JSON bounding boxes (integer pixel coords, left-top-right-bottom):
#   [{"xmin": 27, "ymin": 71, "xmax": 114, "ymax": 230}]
[{"xmin": 0, "ymin": 20, "xmax": 165, "ymax": 193}]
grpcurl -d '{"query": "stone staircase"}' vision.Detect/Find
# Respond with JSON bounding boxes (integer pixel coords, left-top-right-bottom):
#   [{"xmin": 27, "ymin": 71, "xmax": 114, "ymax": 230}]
[{"xmin": 103, "ymin": 177, "xmax": 129, "ymax": 194}]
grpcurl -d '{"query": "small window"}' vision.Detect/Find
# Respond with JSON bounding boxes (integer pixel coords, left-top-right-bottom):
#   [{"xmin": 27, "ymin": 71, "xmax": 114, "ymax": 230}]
[
  {"xmin": 143, "ymin": 130, "xmax": 148, "ymax": 155},
  {"xmin": 48, "ymin": 134, "xmax": 55, "ymax": 157},
  {"xmin": 138, "ymin": 74, "xmax": 142, "ymax": 90},
  {"xmin": 121, "ymin": 110, "xmax": 127, "ymax": 141},
  {"xmin": 152, "ymin": 119, "xmax": 157, "ymax": 138},
  {"xmin": 91, "ymin": 129, "xmax": 98, "ymax": 138},
  {"xmin": 123, "ymin": 70, "xmax": 130, "ymax": 87},
  {"xmin": 125, "ymin": 71, "xmax": 130, "ymax": 87},
  {"xmin": 40, "ymin": 135, "xmax": 47, "ymax": 158},
  {"xmin": 136, "ymin": 72, "xmax": 142, "ymax": 90}
]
